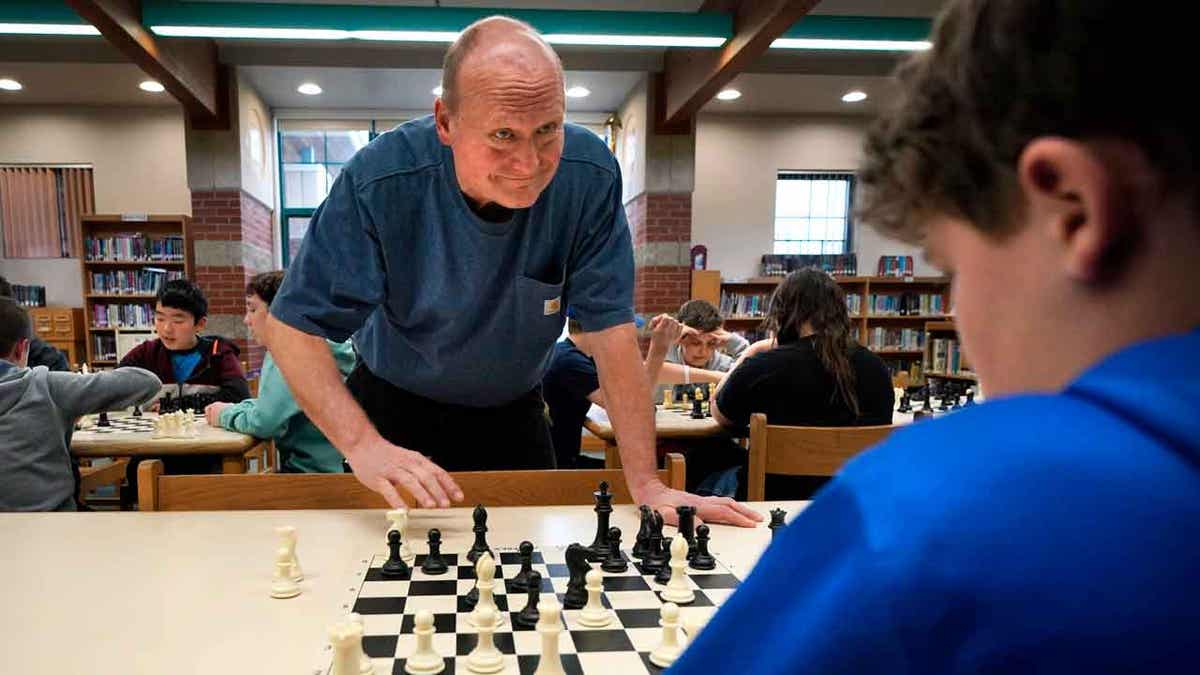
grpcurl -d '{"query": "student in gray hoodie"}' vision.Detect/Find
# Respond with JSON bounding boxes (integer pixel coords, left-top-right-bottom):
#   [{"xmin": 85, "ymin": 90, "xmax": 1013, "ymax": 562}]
[{"xmin": 0, "ymin": 298, "xmax": 161, "ymax": 511}]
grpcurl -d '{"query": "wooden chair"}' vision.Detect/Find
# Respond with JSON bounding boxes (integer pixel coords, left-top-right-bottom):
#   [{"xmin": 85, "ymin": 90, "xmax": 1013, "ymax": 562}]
[
  {"xmin": 77, "ymin": 458, "xmax": 130, "ymax": 506},
  {"xmin": 137, "ymin": 453, "xmax": 685, "ymax": 511},
  {"xmin": 746, "ymin": 413, "xmax": 894, "ymax": 501}
]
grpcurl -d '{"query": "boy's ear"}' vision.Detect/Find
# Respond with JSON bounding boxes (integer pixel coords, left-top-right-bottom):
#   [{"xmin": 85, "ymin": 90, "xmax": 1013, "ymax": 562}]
[{"xmin": 195, "ymin": 316, "xmax": 208, "ymax": 333}]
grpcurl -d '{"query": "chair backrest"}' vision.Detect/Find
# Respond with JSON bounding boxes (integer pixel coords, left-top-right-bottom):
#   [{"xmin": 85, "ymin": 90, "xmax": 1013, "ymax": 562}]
[
  {"xmin": 138, "ymin": 453, "xmax": 686, "ymax": 511},
  {"xmin": 746, "ymin": 413, "xmax": 894, "ymax": 501}
]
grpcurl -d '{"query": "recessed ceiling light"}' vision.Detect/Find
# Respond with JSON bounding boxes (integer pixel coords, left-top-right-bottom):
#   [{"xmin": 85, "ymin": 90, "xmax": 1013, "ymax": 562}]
[
  {"xmin": 139, "ymin": 80, "xmax": 165, "ymax": 93},
  {"xmin": 565, "ymin": 86, "xmax": 590, "ymax": 99},
  {"xmin": 297, "ymin": 82, "xmax": 323, "ymax": 96},
  {"xmin": 431, "ymin": 85, "xmax": 444, "ymax": 97},
  {"xmin": 841, "ymin": 90, "xmax": 868, "ymax": 103},
  {"xmin": 0, "ymin": 78, "xmax": 22, "ymax": 91},
  {"xmin": 715, "ymin": 88, "xmax": 741, "ymax": 101}
]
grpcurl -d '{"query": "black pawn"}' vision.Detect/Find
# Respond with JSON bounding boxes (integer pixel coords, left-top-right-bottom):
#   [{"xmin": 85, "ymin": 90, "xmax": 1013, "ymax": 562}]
[
  {"xmin": 420, "ymin": 528, "xmax": 448, "ymax": 575},
  {"xmin": 675, "ymin": 505, "xmax": 697, "ymax": 560},
  {"xmin": 97, "ymin": 411, "xmax": 111, "ymax": 427},
  {"xmin": 897, "ymin": 394, "xmax": 911, "ymax": 414},
  {"xmin": 768, "ymin": 508, "xmax": 787, "ymax": 540},
  {"xmin": 131, "ymin": 405, "xmax": 142, "ymax": 418},
  {"xmin": 381, "ymin": 530, "xmax": 410, "ymax": 579},
  {"xmin": 654, "ymin": 536, "xmax": 673, "ymax": 584},
  {"xmin": 467, "ymin": 504, "xmax": 493, "ymax": 564},
  {"xmin": 515, "ymin": 570, "xmax": 543, "ymax": 628},
  {"xmin": 631, "ymin": 505, "xmax": 653, "ymax": 559},
  {"xmin": 587, "ymin": 482, "xmax": 613, "ymax": 563},
  {"xmin": 509, "ymin": 541, "xmax": 536, "ymax": 592},
  {"xmin": 965, "ymin": 389, "xmax": 976, "ymax": 406},
  {"xmin": 690, "ymin": 524, "xmax": 716, "ymax": 571},
  {"xmin": 690, "ymin": 396, "xmax": 704, "ymax": 419},
  {"xmin": 562, "ymin": 543, "xmax": 590, "ymax": 609},
  {"xmin": 601, "ymin": 527, "xmax": 627, "ymax": 573}
]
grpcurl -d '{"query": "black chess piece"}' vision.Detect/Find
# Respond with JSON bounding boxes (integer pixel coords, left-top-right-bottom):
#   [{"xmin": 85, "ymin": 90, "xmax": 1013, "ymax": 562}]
[
  {"xmin": 587, "ymin": 481, "xmax": 613, "ymax": 563},
  {"xmin": 381, "ymin": 530, "xmax": 411, "ymax": 579},
  {"xmin": 97, "ymin": 411, "xmax": 111, "ymax": 427},
  {"xmin": 631, "ymin": 504, "xmax": 653, "ymax": 559},
  {"xmin": 675, "ymin": 505, "xmax": 697, "ymax": 560},
  {"xmin": 654, "ymin": 535, "xmax": 673, "ymax": 584},
  {"xmin": 508, "ymin": 541, "xmax": 536, "ymax": 592},
  {"xmin": 690, "ymin": 524, "xmax": 716, "ymax": 571},
  {"xmin": 690, "ymin": 396, "xmax": 704, "ymax": 419},
  {"xmin": 965, "ymin": 389, "xmax": 976, "ymax": 406},
  {"xmin": 897, "ymin": 394, "xmax": 912, "ymax": 414},
  {"xmin": 913, "ymin": 407, "xmax": 933, "ymax": 421},
  {"xmin": 601, "ymin": 527, "xmax": 627, "ymax": 573},
  {"xmin": 562, "ymin": 543, "xmax": 590, "ymax": 609},
  {"xmin": 131, "ymin": 405, "xmax": 142, "ymax": 418},
  {"xmin": 767, "ymin": 508, "xmax": 787, "ymax": 540},
  {"xmin": 515, "ymin": 570, "xmax": 543, "ymax": 628},
  {"xmin": 642, "ymin": 511, "xmax": 666, "ymax": 573},
  {"xmin": 420, "ymin": 529, "xmax": 448, "ymax": 575},
  {"xmin": 467, "ymin": 504, "xmax": 493, "ymax": 564}
]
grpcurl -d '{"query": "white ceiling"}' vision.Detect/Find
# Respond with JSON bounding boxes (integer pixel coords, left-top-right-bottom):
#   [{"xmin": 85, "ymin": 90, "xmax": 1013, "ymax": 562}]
[
  {"xmin": 0, "ymin": 62, "xmax": 180, "ymax": 107},
  {"xmin": 701, "ymin": 72, "xmax": 898, "ymax": 115},
  {"xmin": 194, "ymin": 0, "xmax": 946, "ymax": 16}
]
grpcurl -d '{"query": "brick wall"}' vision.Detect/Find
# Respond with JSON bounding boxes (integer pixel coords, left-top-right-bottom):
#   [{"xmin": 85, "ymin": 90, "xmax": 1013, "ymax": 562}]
[{"xmin": 627, "ymin": 191, "xmax": 693, "ymax": 351}]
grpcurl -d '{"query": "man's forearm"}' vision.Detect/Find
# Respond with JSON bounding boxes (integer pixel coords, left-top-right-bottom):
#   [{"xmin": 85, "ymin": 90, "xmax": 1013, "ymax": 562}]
[
  {"xmin": 263, "ymin": 314, "xmax": 378, "ymax": 458},
  {"xmin": 590, "ymin": 323, "xmax": 660, "ymax": 498},
  {"xmin": 656, "ymin": 362, "xmax": 725, "ymax": 384},
  {"xmin": 643, "ymin": 346, "xmax": 669, "ymax": 388}
]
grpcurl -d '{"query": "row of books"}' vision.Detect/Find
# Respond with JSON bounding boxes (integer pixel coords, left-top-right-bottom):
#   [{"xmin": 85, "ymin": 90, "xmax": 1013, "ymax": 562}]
[
  {"xmin": 91, "ymin": 303, "xmax": 155, "ymax": 329},
  {"xmin": 877, "ymin": 255, "xmax": 916, "ymax": 277},
  {"xmin": 89, "ymin": 269, "xmax": 183, "ymax": 295},
  {"xmin": 91, "ymin": 334, "xmax": 117, "ymax": 362},
  {"xmin": 882, "ymin": 359, "xmax": 924, "ymax": 381},
  {"xmin": 83, "ymin": 234, "xmax": 184, "ymax": 262},
  {"xmin": 8, "ymin": 284, "xmax": 46, "ymax": 307},
  {"xmin": 845, "ymin": 293, "xmax": 862, "ymax": 316},
  {"xmin": 720, "ymin": 291, "xmax": 769, "ymax": 317},
  {"xmin": 760, "ymin": 253, "xmax": 858, "ymax": 277},
  {"xmin": 867, "ymin": 292, "xmax": 946, "ymax": 316},
  {"xmin": 866, "ymin": 327, "xmax": 926, "ymax": 352},
  {"xmin": 929, "ymin": 338, "xmax": 972, "ymax": 375}
]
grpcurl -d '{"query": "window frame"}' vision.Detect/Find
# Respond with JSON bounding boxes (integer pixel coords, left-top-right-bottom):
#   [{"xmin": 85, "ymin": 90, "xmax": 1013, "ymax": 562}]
[{"xmin": 772, "ymin": 170, "xmax": 856, "ymax": 256}]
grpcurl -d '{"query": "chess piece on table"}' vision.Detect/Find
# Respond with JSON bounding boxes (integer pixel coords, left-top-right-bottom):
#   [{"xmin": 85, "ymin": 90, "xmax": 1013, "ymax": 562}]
[
  {"xmin": 515, "ymin": 570, "xmax": 543, "ymax": 628},
  {"xmin": 662, "ymin": 389, "xmax": 672, "ymax": 409},
  {"xmin": 642, "ymin": 511, "xmax": 666, "ymax": 573},
  {"xmin": 660, "ymin": 535, "xmax": 695, "ymax": 604},
  {"xmin": 403, "ymin": 610, "xmax": 445, "ymax": 675},
  {"xmin": 421, "ymin": 529, "xmax": 448, "ymax": 575},
  {"xmin": 468, "ymin": 553, "xmax": 504, "ymax": 628},
  {"xmin": 587, "ymin": 481, "xmax": 613, "ymax": 563},
  {"xmin": 654, "ymin": 534, "xmax": 673, "ymax": 585},
  {"xmin": 270, "ymin": 547, "xmax": 301, "ymax": 599},
  {"xmin": 897, "ymin": 393, "xmax": 912, "ymax": 413},
  {"xmin": 276, "ymin": 525, "xmax": 303, "ymax": 581},
  {"xmin": 349, "ymin": 613, "xmax": 375, "ymax": 675},
  {"xmin": 562, "ymin": 543, "xmax": 590, "ymax": 609},
  {"xmin": 509, "ymin": 540, "xmax": 536, "ymax": 592},
  {"xmin": 601, "ymin": 527, "xmax": 627, "ymax": 573},
  {"xmin": 467, "ymin": 505, "xmax": 493, "ymax": 564},
  {"xmin": 131, "ymin": 404, "xmax": 142, "ymax": 418},
  {"xmin": 768, "ymin": 508, "xmax": 787, "ymax": 540},
  {"xmin": 690, "ymin": 524, "xmax": 716, "ymax": 571},
  {"xmin": 330, "ymin": 618, "xmax": 372, "ymax": 675},
  {"xmin": 649, "ymin": 602, "xmax": 686, "ymax": 668},
  {"xmin": 632, "ymin": 505, "xmax": 653, "ymax": 559},
  {"xmin": 533, "ymin": 600, "xmax": 567, "ymax": 675},
  {"xmin": 578, "ymin": 569, "xmax": 612, "ymax": 627},
  {"xmin": 690, "ymin": 396, "xmax": 704, "ymax": 419},
  {"xmin": 97, "ymin": 411, "xmax": 110, "ymax": 427},
  {"xmin": 675, "ymin": 505, "xmax": 697, "ymax": 559},
  {"xmin": 387, "ymin": 509, "xmax": 416, "ymax": 567},
  {"xmin": 465, "ymin": 607, "xmax": 504, "ymax": 673},
  {"xmin": 382, "ymin": 530, "xmax": 411, "ymax": 580}
]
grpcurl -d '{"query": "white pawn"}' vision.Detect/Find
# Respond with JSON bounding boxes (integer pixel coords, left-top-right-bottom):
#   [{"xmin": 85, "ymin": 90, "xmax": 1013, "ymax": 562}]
[
  {"xmin": 649, "ymin": 602, "xmax": 686, "ymax": 668},
  {"xmin": 330, "ymin": 620, "xmax": 368, "ymax": 675},
  {"xmin": 276, "ymin": 525, "xmax": 303, "ymax": 581},
  {"xmin": 660, "ymin": 535, "xmax": 694, "ymax": 604},
  {"xmin": 465, "ymin": 606, "xmax": 504, "ymax": 674},
  {"xmin": 578, "ymin": 569, "xmax": 612, "ymax": 627},
  {"xmin": 386, "ymin": 509, "xmax": 416, "ymax": 566},
  {"xmin": 468, "ymin": 553, "xmax": 504, "ymax": 628},
  {"xmin": 270, "ymin": 546, "xmax": 301, "ymax": 599},
  {"xmin": 533, "ymin": 600, "xmax": 567, "ymax": 675},
  {"xmin": 404, "ymin": 610, "xmax": 445, "ymax": 675},
  {"xmin": 349, "ymin": 613, "xmax": 375, "ymax": 674}
]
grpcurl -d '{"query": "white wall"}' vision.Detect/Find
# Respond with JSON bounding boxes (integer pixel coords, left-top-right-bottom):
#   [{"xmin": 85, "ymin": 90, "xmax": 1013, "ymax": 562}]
[
  {"xmin": 693, "ymin": 113, "xmax": 933, "ymax": 280},
  {"xmin": 615, "ymin": 74, "xmax": 648, "ymax": 205},
  {"xmin": 0, "ymin": 105, "xmax": 190, "ymax": 306}
]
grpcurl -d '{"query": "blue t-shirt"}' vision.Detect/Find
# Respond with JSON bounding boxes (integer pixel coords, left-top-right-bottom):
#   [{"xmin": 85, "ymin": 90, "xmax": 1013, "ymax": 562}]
[
  {"xmin": 542, "ymin": 338, "xmax": 600, "ymax": 468},
  {"xmin": 170, "ymin": 349, "xmax": 202, "ymax": 384},
  {"xmin": 272, "ymin": 116, "xmax": 634, "ymax": 407},
  {"xmin": 671, "ymin": 328, "xmax": 1200, "ymax": 674}
]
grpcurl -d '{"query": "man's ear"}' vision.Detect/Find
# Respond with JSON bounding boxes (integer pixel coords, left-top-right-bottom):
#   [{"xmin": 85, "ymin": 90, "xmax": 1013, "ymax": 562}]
[
  {"xmin": 434, "ymin": 97, "xmax": 453, "ymax": 145},
  {"xmin": 1016, "ymin": 137, "xmax": 1138, "ymax": 282}
]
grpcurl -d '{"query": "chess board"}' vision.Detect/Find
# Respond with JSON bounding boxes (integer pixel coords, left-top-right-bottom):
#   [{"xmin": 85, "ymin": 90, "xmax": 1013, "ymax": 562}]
[
  {"xmin": 319, "ymin": 545, "xmax": 741, "ymax": 675},
  {"xmin": 81, "ymin": 411, "xmax": 205, "ymax": 434}
]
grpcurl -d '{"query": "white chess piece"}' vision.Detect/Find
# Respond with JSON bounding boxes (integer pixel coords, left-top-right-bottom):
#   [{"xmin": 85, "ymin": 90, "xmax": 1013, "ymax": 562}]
[
  {"xmin": 649, "ymin": 602, "xmax": 686, "ymax": 668},
  {"xmin": 387, "ymin": 509, "xmax": 416, "ymax": 566},
  {"xmin": 468, "ymin": 553, "xmax": 504, "ymax": 628},
  {"xmin": 403, "ymin": 610, "xmax": 445, "ymax": 675},
  {"xmin": 578, "ymin": 569, "xmax": 612, "ymax": 627},
  {"xmin": 349, "ymin": 613, "xmax": 374, "ymax": 674},
  {"xmin": 533, "ymin": 600, "xmax": 567, "ymax": 675},
  {"xmin": 465, "ymin": 606, "xmax": 504, "ymax": 673},
  {"xmin": 330, "ymin": 619, "xmax": 367, "ymax": 675},
  {"xmin": 276, "ymin": 525, "xmax": 303, "ymax": 582},
  {"xmin": 660, "ymin": 535, "xmax": 695, "ymax": 604},
  {"xmin": 270, "ymin": 547, "xmax": 301, "ymax": 599}
]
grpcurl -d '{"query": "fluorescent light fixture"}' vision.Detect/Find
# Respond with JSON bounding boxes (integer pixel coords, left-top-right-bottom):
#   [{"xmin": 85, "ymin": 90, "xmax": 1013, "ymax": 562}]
[
  {"xmin": 431, "ymin": 85, "xmax": 444, "ymax": 97},
  {"xmin": 841, "ymin": 90, "xmax": 867, "ymax": 103},
  {"xmin": 772, "ymin": 38, "xmax": 931, "ymax": 51},
  {"xmin": 297, "ymin": 82, "xmax": 323, "ymax": 96},
  {"xmin": 151, "ymin": 25, "xmax": 348, "ymax": 40},
  {"xmin": 139, "ymin": 80, "xmax": 165, "ymax": 93},
  {"xmin": 0, "ymin": 78, "xmax": 23, "ymax": 92},
  {"xmin": 715, "ymin": 88, "xmax": 742, "ymax": 101},
  {"xmin": 545, "ymin": 33, "xmax": 725, "ymax": 48},
  {"xmin": 0, "ymin": 23, "xmax": 101, "ymax": 36},
  {"xmin": 353, "ymin": 30, "xmax": 460, "ymax": 42},
  {"xmin": 565, "ymin": 86, "xmax": 591, "ymax": 99}
]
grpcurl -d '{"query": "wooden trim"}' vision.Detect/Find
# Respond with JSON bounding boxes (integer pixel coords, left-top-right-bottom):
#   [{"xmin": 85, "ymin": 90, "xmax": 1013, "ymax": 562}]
[
  {"xmin": 747, "ymin": 413, "xmax": 768, "ymax": 502},
  {"xmin": 137, "ymin": 458, "xmax": 165, "ymax": 512},
  {"xmin": 664, "ymin": 452, "xmax": 685, "ymax": 491}
]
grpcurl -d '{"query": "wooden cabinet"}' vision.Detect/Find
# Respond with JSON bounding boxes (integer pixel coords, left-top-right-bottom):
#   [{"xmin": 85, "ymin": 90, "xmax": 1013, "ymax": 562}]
[{"xmin": 28, "ymin": 307, "xmax": 86, "ymax": 367}]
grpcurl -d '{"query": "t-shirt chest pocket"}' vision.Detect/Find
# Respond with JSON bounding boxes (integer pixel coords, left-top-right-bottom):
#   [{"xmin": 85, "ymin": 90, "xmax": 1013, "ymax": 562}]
[{"xmin": 514, "ymin": 274, "xmax": 565, "ymax": 345}]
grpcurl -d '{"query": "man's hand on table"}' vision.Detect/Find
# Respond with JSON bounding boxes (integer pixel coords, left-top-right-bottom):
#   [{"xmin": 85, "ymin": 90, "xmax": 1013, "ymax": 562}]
[
  {"xmin": 636, "ymin": 481, "xmax": 763, "ymax": 528},
  {"xmin": 204, "ymin": 401, "xmax": 231, "ymax": 427},
  {"xmin": 346, "ymin": 436, "xmax": 465, "ymax": 509}
]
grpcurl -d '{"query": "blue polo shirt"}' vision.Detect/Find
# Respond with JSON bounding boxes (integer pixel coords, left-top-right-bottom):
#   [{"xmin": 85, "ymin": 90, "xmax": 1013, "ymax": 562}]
[
  {"xmin": 271, "ymin": 116, "xmax": 634, "ymax": 407},
  {"xmin": 671, "ymin": 328, "xmax": 1200, "ymax": 674}
]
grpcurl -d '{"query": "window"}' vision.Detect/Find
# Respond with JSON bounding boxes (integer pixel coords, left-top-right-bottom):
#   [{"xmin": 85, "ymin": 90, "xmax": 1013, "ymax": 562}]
[
  {"xmin": 0, "ymin": 166, "xmax": 94, "ymax": 258},
  {"xmin": 773, "ymin": 172, "xmax": 854, "ymax": 255}
]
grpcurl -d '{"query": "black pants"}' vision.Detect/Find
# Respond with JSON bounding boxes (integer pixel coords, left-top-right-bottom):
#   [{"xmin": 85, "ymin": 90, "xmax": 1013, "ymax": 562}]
[{"xmin": 346, "ymin": 363, "xmax": 556, "ymax": 471}]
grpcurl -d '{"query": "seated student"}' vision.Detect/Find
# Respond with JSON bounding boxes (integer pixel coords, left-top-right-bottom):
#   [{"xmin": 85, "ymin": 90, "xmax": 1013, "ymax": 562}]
[
  {"xmin": 119, "ymin": 278, "xmax": 249, "ymax": 406},
  {"xmin": 658, "ymin": 300, "xmax": 748, "ymax": 386},
  {"xmin": 543, "ymin": 312, "xmax": 681, "ymax": 469},
  {"xmin": 204, "ymin": 271, "xmax": 355, "ymax": 473},
  {"xmin": 0, "ymin": 276, "xmax": 69, "ymax": 372},
  {"xmin": 0, "ymin": 297, "xmax": 160, "ymax": 511},
  {"xmin": 673, "ymin": 1, "xmax": 1200, "ymax": 673}
]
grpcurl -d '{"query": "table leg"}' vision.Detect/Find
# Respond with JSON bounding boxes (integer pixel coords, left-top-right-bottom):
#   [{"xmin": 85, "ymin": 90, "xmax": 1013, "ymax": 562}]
[{"xmin": 604, "ymin": 441, "xmax": 622, "ymax": 469}]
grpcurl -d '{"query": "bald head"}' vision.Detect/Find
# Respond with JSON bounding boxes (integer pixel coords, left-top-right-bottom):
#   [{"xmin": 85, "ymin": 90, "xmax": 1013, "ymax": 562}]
[{"xmin": 440, "ymin": 16, "xmax": 564, "ymax": 112}]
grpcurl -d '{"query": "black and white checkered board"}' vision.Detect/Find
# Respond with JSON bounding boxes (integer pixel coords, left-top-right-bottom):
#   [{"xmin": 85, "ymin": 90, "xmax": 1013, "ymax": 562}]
[
  {"xmin": 322, "ymin": 545, "xmax": 740, "ymax": 675},
  {"xmin": 82, "ymin": 412, "xmax": 204, "ymax": 434}
]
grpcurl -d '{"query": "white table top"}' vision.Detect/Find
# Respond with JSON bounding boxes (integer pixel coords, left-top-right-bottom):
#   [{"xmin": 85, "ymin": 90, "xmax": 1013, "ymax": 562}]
[
  {"xmin": 584, "ymin": 404, "xmax": 724, "ymax": 441},
  {"xmin": 0, "ymin": 502, "xmax": 806, "ymax": 674},
  {"xmin": 72, "ymin": 410, "xmax": 258, "ymax": 455}
]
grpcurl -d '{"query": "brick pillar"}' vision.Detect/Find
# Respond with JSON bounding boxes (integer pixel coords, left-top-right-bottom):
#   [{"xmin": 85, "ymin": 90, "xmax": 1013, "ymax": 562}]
[
  {"xmin": 627, "ymin": 191, "xmax": 693, "ymax": 351},
  {"xmin": 190, "ymin": 189, "xmax": 275, "ymax": 375}
]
